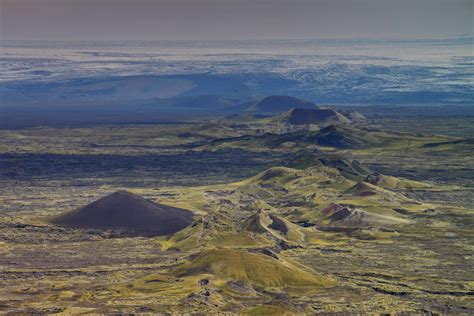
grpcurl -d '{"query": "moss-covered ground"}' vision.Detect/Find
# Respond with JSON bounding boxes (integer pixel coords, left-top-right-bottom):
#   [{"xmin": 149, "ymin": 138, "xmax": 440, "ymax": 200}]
[{"xmin": 0, "ymin": 116, "xmax": 472, "ymax": 314}]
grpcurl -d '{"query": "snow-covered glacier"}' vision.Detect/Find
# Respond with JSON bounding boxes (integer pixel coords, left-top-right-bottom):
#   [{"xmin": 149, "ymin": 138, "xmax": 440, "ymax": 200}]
[{"xmin": 1, "ymin": 38, "xmax": 473, "ymax": 110}]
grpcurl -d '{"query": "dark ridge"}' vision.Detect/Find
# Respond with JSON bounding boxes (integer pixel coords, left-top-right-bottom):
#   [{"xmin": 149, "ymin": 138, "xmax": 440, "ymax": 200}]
[
  {"xmin": 286, "ymin": 108, "xmax": 350, "ymax": 125},
  {"xmin": 316, "ymin": 125, "xmax": 379, "ymax": 149},
  {"xmin": 282, "ymin": 150, "xmax": 371, "ymax": 180},
  {"xmin": 422, "ymin": 138, "xmax": 474, "ymax": 148}
]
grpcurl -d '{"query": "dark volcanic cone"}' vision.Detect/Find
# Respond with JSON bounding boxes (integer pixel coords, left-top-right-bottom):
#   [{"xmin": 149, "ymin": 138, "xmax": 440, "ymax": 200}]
[{"xmin": 51, "ymin": 190, "xmax": 193, "ymax": 235}]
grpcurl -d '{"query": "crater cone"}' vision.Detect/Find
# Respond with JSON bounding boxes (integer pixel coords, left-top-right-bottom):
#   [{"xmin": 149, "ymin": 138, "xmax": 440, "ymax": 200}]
[{"xmin": 50, "ymin": 190, "xmax": 193, "ymax": 235}]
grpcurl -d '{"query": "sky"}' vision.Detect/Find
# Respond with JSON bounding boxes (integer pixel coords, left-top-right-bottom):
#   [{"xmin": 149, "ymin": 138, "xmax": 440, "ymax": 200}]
[{"xmin": 0, "ymin": 0, "xmax": 472, "ymax": 41}]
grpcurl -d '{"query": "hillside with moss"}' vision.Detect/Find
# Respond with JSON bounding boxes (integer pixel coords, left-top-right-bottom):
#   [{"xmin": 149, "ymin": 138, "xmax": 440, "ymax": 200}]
[{"xmin": 0, "ymin": 104, "xmax": 473, "ymax": 314}]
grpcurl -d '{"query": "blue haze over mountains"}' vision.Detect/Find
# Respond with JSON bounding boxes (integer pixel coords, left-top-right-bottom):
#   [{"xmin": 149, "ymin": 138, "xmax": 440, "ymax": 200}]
[{"xmin": 0, "ymin": 38, "xmax": 473, "ymax": 126}]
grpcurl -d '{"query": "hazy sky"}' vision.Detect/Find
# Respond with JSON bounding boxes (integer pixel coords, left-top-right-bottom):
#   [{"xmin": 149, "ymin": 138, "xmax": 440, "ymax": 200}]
[{"xmin": 0, "ymin": 0, "xmax": 472, "ymax": 41}]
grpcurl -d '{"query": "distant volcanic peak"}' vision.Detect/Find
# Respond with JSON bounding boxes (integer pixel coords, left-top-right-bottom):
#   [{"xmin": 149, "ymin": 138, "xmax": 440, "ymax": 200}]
[
  {"xmin": 253, "ymin": 95, "xmax": 316, "ymax": 114},
  {"xmin": 51, "ymin": 190, "xmax": 193, "ymax": 235},
  {"xmin": 286, "ymin": 108, "xmax": 351, "ymax": 125}
]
